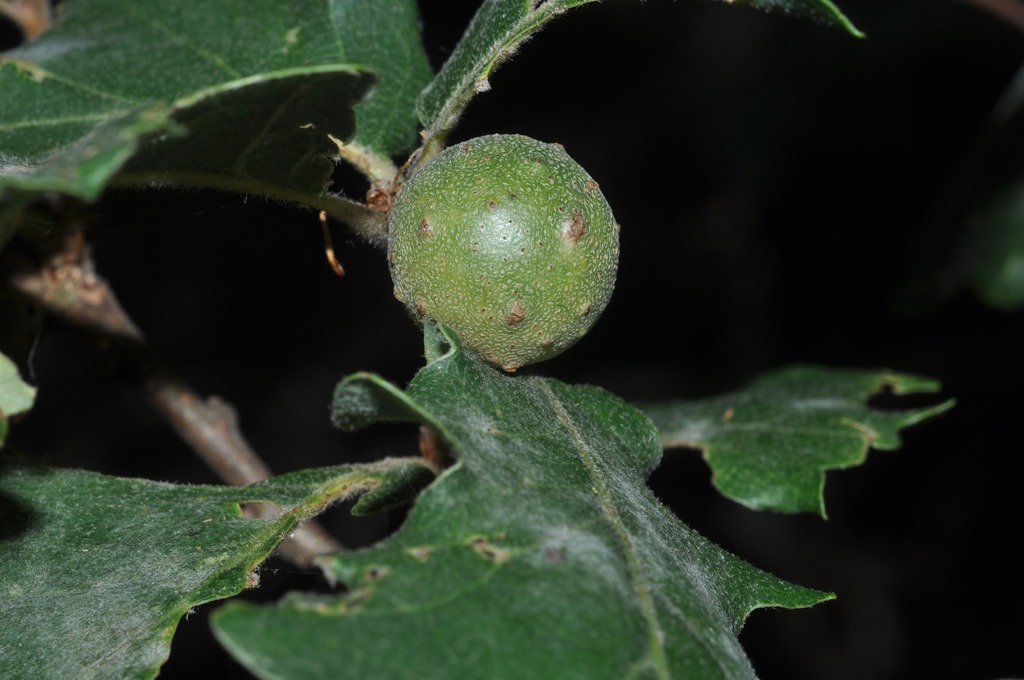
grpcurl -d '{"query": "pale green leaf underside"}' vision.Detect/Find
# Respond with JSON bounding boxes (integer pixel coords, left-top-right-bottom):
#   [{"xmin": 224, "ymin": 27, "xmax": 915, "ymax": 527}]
[
  {"xmin": 0, "ymin": 352, "xmax": 35, "ymax": 446},
  {"xmin": 211, "ymin": 326, "xmax": 829, "ymax": 680},
  {"xmin": 0, "ymin": 0, "xmax": 432, "ymax": 225},
  {"xmin": 416, "ymin": 0, "xmax": 860, "ymax": 145},
  {"xmin": 641, "ymin": 365, "xmax": 953, "ymax": 517},
  {"xmin": 0, "ymin": 456, "xmax": 434, "ymax": 679}
]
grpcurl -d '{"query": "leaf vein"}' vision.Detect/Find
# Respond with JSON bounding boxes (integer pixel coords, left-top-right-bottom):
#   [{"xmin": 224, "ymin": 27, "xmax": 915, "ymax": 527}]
[
  {"xmin": 121, "ymin": 4, "xmax": 243, "ymax": 80},
  {"xmin": 0, "ymin": 111, "xmax": 133, "ymax": 131},
  {"xmin": 537, "ymin": 379, "xmax": 670, "ymax": 680},
  {"xmin": 1, "ymin": 58, "xmax": 139, "ymax": 106}
]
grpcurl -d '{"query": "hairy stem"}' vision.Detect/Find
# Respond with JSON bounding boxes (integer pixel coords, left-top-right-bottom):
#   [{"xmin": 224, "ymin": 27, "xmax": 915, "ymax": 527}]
[
  {"xmin": 111, "ymin": 172, "xmax": 390, "ymax": 247},
  {"xmin": 5, "ymin": 231, "xmax": 342, "ymax": 567}
]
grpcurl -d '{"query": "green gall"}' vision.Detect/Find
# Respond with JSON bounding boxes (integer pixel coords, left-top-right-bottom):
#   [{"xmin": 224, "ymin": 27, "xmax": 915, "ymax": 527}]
[{"xmin": 388, "ymin": 134, "xmax": 619, "ymax": 372}]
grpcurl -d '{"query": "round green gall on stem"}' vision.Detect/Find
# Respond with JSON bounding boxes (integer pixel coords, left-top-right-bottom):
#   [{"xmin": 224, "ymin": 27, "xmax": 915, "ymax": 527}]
[{"xmin": 388, "ymin": 134, "xmax": 619, "ymax": 372}]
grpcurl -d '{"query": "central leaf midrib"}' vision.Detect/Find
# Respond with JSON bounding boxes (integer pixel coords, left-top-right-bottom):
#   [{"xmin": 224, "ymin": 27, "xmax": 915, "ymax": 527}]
[{"xmin": 537, "ymin": 379, "xmax": 669, "ymax": 679}]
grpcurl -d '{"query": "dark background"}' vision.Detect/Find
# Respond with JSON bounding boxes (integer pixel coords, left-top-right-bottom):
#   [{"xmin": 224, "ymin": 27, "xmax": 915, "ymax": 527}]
[{"xmin": 3, "ymin": 1, "xmax": 1023, "ymax": 678}]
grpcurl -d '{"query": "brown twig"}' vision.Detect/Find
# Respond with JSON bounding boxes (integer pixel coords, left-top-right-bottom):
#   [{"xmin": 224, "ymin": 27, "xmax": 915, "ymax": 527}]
[
  {"xmin": 959, "ymin": 0, "xmax": 1024, "ymax": 33},
  {"xmin": 0, "ymin": 0, "xmax": 52, "ymax": 39},
  {"xmin": 6, "ymin": 232, "xmax": 342, "ymax": 567}
]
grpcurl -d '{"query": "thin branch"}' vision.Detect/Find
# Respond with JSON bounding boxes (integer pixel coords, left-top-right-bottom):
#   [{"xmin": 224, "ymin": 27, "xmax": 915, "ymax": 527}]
[
  {"xmin": 0, "ymin": 0, "xmax": 52, "ymax": 39},
  {"xmin": 6, "ymin": 233, "xmax": 342, "ymax": 567},
  {"xmin": 959, "ymin": 0, "xmax": 1024, "ymax": 33}
]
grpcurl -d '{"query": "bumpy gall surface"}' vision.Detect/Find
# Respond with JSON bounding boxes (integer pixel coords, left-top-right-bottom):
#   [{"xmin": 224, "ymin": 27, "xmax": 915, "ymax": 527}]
[{"xmin": 388, "ymin": 134, "xmax": 619, "ymax": 371}]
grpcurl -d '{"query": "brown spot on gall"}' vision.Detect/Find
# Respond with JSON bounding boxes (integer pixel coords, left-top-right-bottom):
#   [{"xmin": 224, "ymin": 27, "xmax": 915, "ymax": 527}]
[
  {"xmin": 418, "ymin": 217, "xmax": 430, "ymax": 236},
  {"xmin": 506, "ymin": 300, "xmax": 526, "ymax": 325},
  {"xmin": 565, "ymin": 208, "xmax": 587, "ymax": 244},
  {"xmin": 487, "ymin": 199, "xmax": 498, "ymax": 211},
  {"xmin": 416, "ymin": 299, "xmax": 427, "ymax": 315}
]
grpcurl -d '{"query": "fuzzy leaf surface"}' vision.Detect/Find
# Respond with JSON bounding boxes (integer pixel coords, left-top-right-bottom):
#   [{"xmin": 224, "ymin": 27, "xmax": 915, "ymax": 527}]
[
  {"xmin": 642, "ymin": 365, "xmax": 953, "ymax": 517},
  {"xmin": 0, "ymin": 352, "xmax": 35, "ymax": 445},
  {"xmin": 211, "ymin": 326, "xmax": 830, "ymax": 680},
  {"xmin": 416, "ymin": 0, "xmax": 859, "ymax": 144},
  {"xmin": 0, "ymin": 0, "xmax": 431, "ymax": 222},
  {"xmin": 0, "ymin": 456, "xmax": 434, "ymax": 679}
]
